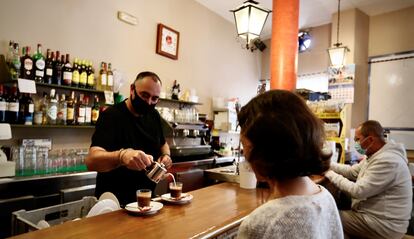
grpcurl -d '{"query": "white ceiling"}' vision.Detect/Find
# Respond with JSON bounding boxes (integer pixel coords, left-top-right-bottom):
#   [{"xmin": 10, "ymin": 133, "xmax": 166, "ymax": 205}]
[{"xmin": 195, "ymin": 0, "xmax": 414, "ymax": 39}]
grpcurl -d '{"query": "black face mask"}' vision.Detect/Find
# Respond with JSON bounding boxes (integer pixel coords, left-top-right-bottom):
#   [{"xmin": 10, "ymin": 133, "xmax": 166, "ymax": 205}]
[{"xmin": 131, "ymin": 89, "xmax": 156, "ymax": 115}]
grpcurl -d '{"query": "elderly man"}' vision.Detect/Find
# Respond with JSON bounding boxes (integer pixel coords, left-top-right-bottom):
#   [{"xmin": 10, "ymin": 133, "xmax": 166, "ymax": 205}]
[{"xmin": 325, "ymin": 120, "xmax": 412, "ymax": 239}]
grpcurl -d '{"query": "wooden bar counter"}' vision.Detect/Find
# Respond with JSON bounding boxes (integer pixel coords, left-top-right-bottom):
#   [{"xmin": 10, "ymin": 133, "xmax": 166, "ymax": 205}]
[{"xmin": 12, "ymin": 182, "xmax": 269, "ymax": 239}]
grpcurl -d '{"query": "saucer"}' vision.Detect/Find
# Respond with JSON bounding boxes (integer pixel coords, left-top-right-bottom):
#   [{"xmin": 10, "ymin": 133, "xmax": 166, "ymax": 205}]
[
  {"xmin": 125, "ymin": 201, "xmax": 163, "ymax": 216},
  {"xmin": 86, "ymin": 199, "xmax": 119, "ymax": 218},
  {"xmin": 161, "ymin": 193, "xmax": 193, "ymax": 204},
  {"xmin": 99, "ymin": 192, "xmax": 120, "ymax": 209}
]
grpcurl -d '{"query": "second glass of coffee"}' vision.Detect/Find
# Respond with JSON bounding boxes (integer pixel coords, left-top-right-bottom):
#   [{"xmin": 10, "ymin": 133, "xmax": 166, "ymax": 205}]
[{"xmin": 169, "ymin": 182, "xmax": 183, "ymax": 198}]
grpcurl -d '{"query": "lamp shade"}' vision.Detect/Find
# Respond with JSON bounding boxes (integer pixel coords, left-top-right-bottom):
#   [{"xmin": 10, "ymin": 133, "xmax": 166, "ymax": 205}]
[
  {"xmin": 231, "ymin": 0, "xmax": 271, "ymax": 45},
  {"xmin": 328, "ymin": 46, "xmax": 348, "ymax": 68}
]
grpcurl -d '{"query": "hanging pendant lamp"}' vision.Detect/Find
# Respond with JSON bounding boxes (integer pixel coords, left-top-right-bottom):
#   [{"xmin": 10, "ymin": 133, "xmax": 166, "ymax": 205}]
[
  {"xmin": 328, "ymin": 0, "xmax": 349, "ymax": 68},
  {"xmin": 231, "ymin": 0, "xmax": 271, "ymax": 50}
]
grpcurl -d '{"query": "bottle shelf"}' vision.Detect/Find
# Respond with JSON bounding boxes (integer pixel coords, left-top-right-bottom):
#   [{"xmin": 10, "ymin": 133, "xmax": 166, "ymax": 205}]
[
  {"xmin": 159, "ymin": 98, "xmax": 201, "ymax": 105},
  {"xmin": 10, "ymin": 124, "xmax": 95, "ymax": 129},
  {"xmin": 36, "ymin": 82, "xmax": 105, "ymax": 94},
  {"xmin": 3, "ymin": 79, "xmax": 105, "ymax": 94},
  {"xmin": 315, "ymin": 112, "xmax": 341, "ymax": 119}
]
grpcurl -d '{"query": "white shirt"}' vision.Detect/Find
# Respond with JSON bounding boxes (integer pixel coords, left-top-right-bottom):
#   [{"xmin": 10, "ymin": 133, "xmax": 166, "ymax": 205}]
[{"xmin": 237, "ymin": 186, "xmax": 343, "ymax": 239}]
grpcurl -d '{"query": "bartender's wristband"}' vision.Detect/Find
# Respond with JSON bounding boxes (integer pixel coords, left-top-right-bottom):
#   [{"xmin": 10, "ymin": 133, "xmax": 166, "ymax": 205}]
[
  {"xmin": 160, "ymin": 153, "xmax": 170, "ymax": 158},
  {"xmin": 118, "ymin": 148, "xmax": 132, "ymax": 165}
]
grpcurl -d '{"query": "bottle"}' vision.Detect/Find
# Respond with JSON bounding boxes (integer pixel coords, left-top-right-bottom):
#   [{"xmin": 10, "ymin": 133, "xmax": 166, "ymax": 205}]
[
  {"xmin": 53, "ymin": 51, "xmax": 62, "ymax": 85},
  {"xmin": 33, "ymin": 94, "xmax": 43, "ymax": 125},
  {"xmin": 62, "ymin": 54, "xmax": 73, "ymax": 86},
  {"xmin": 0, "ymin": 85, "xmax": 7, "ymax": 123},
  {"xmin": 6, "ymin": 85, "xmax": 19, "ymax": 124},
  {"xmin": 44, "ymin": 49, "xmax": 53, "ymax": 84},
  {"xmin": 79, "ymin": 60, "xmax": 87, "ymax": 88},
  {"xmin": 87, "ymin": 61, "xmax": 95, "ymax": 89},
  {"xmin": 18, "ymin": 93, "xmax": 27, "ymax": 124},
  {"xmin": 24, "ymin": 93, "xmax": 34, "ymax": 125},
  {"xmin": 57, "ymin": 94, "xmax": 67, "ymax": 125},
  {"xmin": 47, "ymin": 89, "xmax": 58, "ymax": 125},
  {"xmin": 33, "ymin": 44, "xmax": 45, "ymax": 82},
  {"xmin": 77, "ymin": 94, "xmax": 85, "ymax": 125},
  {"xmin": 91, "ymin": 95, "xmax": 100, "ymax": 125},
  {"xmin": 21, "ymin": 46, "xmax": 34, "ymax": 80},
  {"xmin": 98, "ymin": 62, "xmax": 107, "ymax": 91},
  {"xmin": 107, "ymin": 63, "xmax": 114, "ymax": 91},
  {"xmin": 66, "ymin": 91, "xmax": 75, "ymax": 125},
  {"xmin": 84, "ymin": 96, "xmax": 91, "ymax": 125},
  {"xmin": 72, "ymin": 58, "xmax": 80, "ymax": 88},
  {"xmin": 10, "ymin": 43, "xmax": 21, "ymax": 80},
  {"xmin": 40, "ymin": 92, "xmax": 48, "ymax": 125},
  {"xmin": 6, "ymin": 41, "xmax": 14, "ymax": 67}
]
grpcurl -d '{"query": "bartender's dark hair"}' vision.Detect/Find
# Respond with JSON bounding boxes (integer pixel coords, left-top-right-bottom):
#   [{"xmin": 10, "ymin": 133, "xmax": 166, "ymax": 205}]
[
  {"xmin": 360, "ymin": 120, "xmax": 385, "ymax": 140},
  {"xmin": 237, "ymin": 90, "xmax": 331, "ymax": 181},
  {"xmin": 134, "ymin": 71, "xmax": 162, "ymax": 85}
]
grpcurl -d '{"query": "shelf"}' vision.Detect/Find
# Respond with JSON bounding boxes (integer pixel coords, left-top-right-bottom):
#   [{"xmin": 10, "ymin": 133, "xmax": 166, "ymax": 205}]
[
  {"xmin": 315, "ymin": 112, "xmax": 341, "ymax": 119},
  {"xmin": 326, "ymin": 137, "xmax": 345, "ymax": 143},
  {"xmin": 159, "ymin": 98, "xmax": 201, "ymax": 105},
  {"xmin": 3, "ymin": 79, "xmax": 105, "ymax": 94},
  {"xmin": 10, "ymin": 124, "xmax": 95, "ymax": 129},
  {"xmin": 36, "ymin": 82, "xmax": 105, "ymax": 94},
  {"xmin": 213, "ymin": 108, "xmax": 236, "ymax": 113}
]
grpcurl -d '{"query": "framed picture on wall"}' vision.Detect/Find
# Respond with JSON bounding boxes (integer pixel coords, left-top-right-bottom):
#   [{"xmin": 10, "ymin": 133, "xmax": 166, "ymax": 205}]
[{"xmin": 156, "ymin": 23, "xmax": 180, "ymax": 60}]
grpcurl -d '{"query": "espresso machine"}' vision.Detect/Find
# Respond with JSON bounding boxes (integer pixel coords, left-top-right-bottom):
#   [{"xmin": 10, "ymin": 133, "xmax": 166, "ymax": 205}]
[{"xmin": 161, "ymin": 119, "xmax": 211, "ymax": 160}]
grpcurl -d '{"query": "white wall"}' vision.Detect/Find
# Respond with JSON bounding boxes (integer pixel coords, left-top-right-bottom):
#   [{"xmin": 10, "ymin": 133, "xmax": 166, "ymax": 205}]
[{"xmin": 0, "ymin": 0, "xmax": 260, "ymax": 148}]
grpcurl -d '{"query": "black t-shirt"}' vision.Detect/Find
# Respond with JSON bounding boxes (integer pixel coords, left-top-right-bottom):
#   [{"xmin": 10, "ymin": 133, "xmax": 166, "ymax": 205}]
[{"xmin": 90, "ymin": 101, "xmax": 166, "ymax": 206}]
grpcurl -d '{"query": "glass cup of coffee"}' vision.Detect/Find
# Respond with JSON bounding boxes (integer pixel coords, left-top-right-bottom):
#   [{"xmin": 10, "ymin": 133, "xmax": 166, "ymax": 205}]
[
  {"xmin": 169, "ymin": 182, "xmax": 183, "ymax": 199},
  {"xmin": 136, "ymin": 189, "xmax": 152, "ymax": 208}
]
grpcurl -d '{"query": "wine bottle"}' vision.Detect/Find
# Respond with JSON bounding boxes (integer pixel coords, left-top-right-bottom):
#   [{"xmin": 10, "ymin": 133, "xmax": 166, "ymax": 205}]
[
  {"xmin": 87, "ymin": 61, "xmax": 95, "ymax": 89},
  {"xmin": 0, "ymin": 85, "xmax": 7, "ymax": 123},
  {"xmin": 24, "ymin": 93, "xmax": 34, "ymax": 125},
  {"xmin": 98, "ymin": 62, "xmax": 107, "ymax": 91},
  {"xmin": 53, "ymin": 51, "xmax": 62, "ymax": 85},
  {"xmin": 91, "ymin": 95, "xmax": 100, "ymax": 125},
  {"xmin": 33, "ymin": 44, "xmax": 45, "ymax": 82},
  {"xmin": 47, "ymin": 89, "xmax": 57, "ymax": 125},
  {"xmin": 44, "ymin": 49, "xmax": 53, "ymax": 84},
  {"xmin": 18, "ymin": 93, "xmax": 26, "ymax": 124},
  {"xmin": 77, "ymin": 94, "xmax": 85, "ymax": 125},
  {"xmin": 21, "ymin": 46, "xmax": 34, "ymax": 80},
  {"xmin": 10, "ymin": 43, "xmax": 21, "ymax": 80},
  {"xmin": 84, "ymin": 96, "xmax": 91, "ymax": 125},
  {"xmin": 57, "ymin": 94, "xmax": 67, "ymax": 125},
  {"xmin": 66, "ymin": 91, "xmax": 75, "ymax": 125},
  {"xmin": 6, "ymin": 85, "xmax": 19, "ymax": 124},
  {"xmin": 79, "ymin": 60, "xmax": 87, "ymax": 88},
  {"xmin": 63, "ymin": 54, "xmax": 73, "ymax": 86},
  {"xmin": 72, "ymin": 58, "xmax": 80, "ymax": 88},
  {"xmin": 107, "ymin": 63, "xmax": 114, "ymax": 92}
]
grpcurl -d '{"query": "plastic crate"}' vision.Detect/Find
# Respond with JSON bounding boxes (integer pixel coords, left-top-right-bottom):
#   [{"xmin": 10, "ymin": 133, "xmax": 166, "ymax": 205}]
[{"xmin": 12, "ymin": 196, "xmax": 97, "ymax": 236}]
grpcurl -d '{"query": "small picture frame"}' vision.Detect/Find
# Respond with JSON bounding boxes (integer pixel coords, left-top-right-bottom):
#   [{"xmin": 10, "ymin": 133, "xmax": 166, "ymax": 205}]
[{"xmin": 156, "ymin": 23, "xmax": 180, "ymax": 60}]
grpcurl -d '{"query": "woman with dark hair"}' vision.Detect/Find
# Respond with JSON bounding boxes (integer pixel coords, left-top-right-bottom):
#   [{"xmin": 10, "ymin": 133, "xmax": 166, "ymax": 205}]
[{"xmin": 236, "ymin": 90, "xmax": 343, "ymax": 239}]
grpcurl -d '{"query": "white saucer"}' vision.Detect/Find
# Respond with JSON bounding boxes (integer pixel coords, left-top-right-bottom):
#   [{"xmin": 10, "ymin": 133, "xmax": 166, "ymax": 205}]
[
  {"xmin": 161, "ymin": 193, "xmax": 193, "ymax": 204},
  {"xmin": 86, "ymin": 199, "xmax": 119, "ymax": 218},
  {"xmin": 125, "ymin": 201, "xmax": 163, "ymax": 216},
  {"xmin": 99, "ymin": 192, "xmax": 120, "ymax": 209}
]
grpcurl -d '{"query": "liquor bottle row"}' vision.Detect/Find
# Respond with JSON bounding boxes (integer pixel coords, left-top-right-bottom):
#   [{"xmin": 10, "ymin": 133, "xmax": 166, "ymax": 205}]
[
  {"xmin": 0, "ymin": 84, "xmax": 102, "ymax": 126},
  {"xmin": 5, "ymin": 41, "xmax": 114, "ymax": 91}
]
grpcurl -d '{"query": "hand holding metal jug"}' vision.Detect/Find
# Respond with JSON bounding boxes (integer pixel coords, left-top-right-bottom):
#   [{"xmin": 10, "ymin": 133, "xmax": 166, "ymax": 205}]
[{"xmin": 146, "ymin": 161, "xmax": 167, "ymax": 183}]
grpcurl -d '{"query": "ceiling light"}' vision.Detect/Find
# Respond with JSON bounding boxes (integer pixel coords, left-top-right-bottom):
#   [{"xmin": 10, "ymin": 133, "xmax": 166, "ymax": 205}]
[
  {"xmin": 231, "ymin": 0, "xmax": 271, "ymax": 50},
  {"xmin": 327, "ymin": 0, "xmax": 350, "ymax": 68}
]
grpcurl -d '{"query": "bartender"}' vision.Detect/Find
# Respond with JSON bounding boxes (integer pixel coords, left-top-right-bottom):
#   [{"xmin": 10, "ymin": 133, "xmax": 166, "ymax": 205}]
[{"xmin": 85, "ymin": 71, "xmax": 172, "ymax": 207}]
